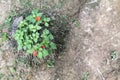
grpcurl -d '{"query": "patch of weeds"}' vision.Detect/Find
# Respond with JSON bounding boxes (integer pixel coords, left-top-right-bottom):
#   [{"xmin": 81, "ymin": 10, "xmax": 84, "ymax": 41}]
[
  {"xmin": 82, "ymin": 72, "xmax": 90, "ymax": 80},
  {"xmin": 9, "ymin": 9, "xmax": 19, "ymax": 18},
  {"xmin": 10, "ymin": 67, "xmax": 16, "ymax": 73},
  {"xmin": 0, "ymin": 17, "xmax": 12, "ymax": 33},
  {"xmin": 75, "ymin": 21, "xmax": 80, "ymax": 27},
  {"xmin": 0, "ymin": 73, "xmax": 4, "ymax": 80},
  {"xmin": 14, "ymin": 9, "xmax": 57, "ymax": 59},
  {"xmin": 18, "ymin": 56, "xmax": 30, "ymax": 66},
  {"xmin": 1, "ymin": 33, "xmax": 8, "ymax": 42},
  {"xmin": 52, "ymin": 0, "xmax": 65, "ymax": 9},
  {"xmin": 47, "ymin": 59, "xmax": 55, "ymax": 67},
  {"xmin": 111, "ymin": 50, "xmax": 118, "ymax": 60},
  {"xmin": 18, "ymin": 0, "xmax": 32, "ymax": 9},
  {"xmin": 0, "ymin": 13, "xmax": 18, "ymax": 38},
  {"xmin": 0, "ymin": 16, "xmax": 12, "ymax": 41},
  {"xmin": 4, "ymin": 17, "xmax": 12, "ymax": 27}
]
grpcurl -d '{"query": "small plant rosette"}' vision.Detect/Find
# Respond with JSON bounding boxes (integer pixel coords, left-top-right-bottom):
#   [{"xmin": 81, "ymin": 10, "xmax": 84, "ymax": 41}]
[{"xmin": 14, "ymin": 9, "xmax": 57, "ymax": 59}]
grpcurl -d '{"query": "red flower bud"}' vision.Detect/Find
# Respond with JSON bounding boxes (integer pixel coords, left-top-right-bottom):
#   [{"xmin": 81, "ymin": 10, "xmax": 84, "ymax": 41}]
[
  {"xmin": 41, "ymin": 45, "xmax": 45, "ymax": 49},
  {"xmin": 33, "ymin": 50, "xmax": 38, "ymax": 57},
  {"xmin": 35, "ymin": 16, "xmax": 41, "ymax": 21}
]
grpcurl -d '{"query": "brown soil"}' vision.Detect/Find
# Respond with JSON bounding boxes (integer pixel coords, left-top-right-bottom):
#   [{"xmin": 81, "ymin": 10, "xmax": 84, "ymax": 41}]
[{"xmin": 0, "ymin": 0, "xmax": 120, "ymax": 80}]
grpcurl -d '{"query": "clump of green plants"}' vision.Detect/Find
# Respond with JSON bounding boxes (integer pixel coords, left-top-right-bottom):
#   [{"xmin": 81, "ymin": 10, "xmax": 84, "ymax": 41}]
[
  {"xmin": 82, "ymin": 72, "xmax": 89, "ymax": 80},
  {"xmin": 14, "ymin": 9, "xmax": 57, "ymax": 59},
  {"xmin": 111, "ymin": 50, "xmax": 118, "ymax": 60}
]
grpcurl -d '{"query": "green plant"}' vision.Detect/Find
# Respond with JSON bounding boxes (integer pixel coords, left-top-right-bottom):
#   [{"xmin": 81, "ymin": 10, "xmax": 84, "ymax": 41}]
[
  {"xmin": 0, "ymin": 17, "xmax": 12, "ymax": 30},
  {"xmin": 82, "ymin": 72, "xmax": 89, "ymax": 80},
  {"xmin": 18, "ymin": 0, "xmax": 32, "ymax": 8},
  {"xmin": 47, "ymin": 59, "xmax": 55, "ymax": 67},
  {"xmin": 14, "ymin": 9, "xmax": 57, "ymax": 59},
  {"xmin": 2, "ymin": 33, "xmax": 8, "ymax": 42},
  {"xmin": 10, "ymin": 67, "xmax": 16, "ymax": 73},
  {"xmin": 111, "ymin": 50, "xmax": 118, "ymax": 60},
  {"xmin": 4, "ymin": 17, "xmax": 12, "ymax": 27},
  {"xmin": 0, "ymin": 73, "xmax": 4, "ymax": 80},
  {"xmin": 75, "ymin": 21, "xmax": 80, "ymax": 27}
]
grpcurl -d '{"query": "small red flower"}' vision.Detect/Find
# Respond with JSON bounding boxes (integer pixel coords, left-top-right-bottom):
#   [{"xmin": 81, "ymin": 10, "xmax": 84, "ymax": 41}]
[
  {"xmin": 35, "ymin": 16, "xmax": 41, "ymax": 21},
  {"xmin": 33, "ymin": 50, "xmax": 38, "ymax": 57},
  {"xmin": 41, "ymin": 45, "xmax": 46, "ymax": 49}
]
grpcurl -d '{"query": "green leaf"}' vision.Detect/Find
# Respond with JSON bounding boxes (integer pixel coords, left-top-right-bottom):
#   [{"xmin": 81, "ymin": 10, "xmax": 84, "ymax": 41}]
[
  {"xmin": 32, "ymin": 33, "xmax": 35, "ymax": 37},
  {"xmin": 45, "ymin": 22, "xmax": 49, "ymax": 27},
  {"xmin": 37, "ymin": 13, "xmax": 43, "ymax": 17},
  {"xmin": 43, "ymin": 18, "xmax": 50, "ymax": 22},
  {"xmin": 29, "ymin": 24, "xmax": 34, "ymax": 30},
  {"xmin": 18, "ymin": 45, "xmax": 22, "ymax": 50},
  {"xmin": 4, "ymin": 17, "xmax": 12, "ymax": 27},
  {"xmin": 43, "ymin": 18, "xmax": 47, "ymax": 22},
  {"xmin": 42, "ymin": 49, "xmax": 49, "ymax": 57},
  {"xmin": 10, "ymin": 67, "xmax": 16, "ymax": 73},
  {"xmin": 23, "ymin": 46, "xmax": 27, "ymax": 50},
  {"xmin": 48, "ymin": 49, "xmax": 52, "ymax": 54},
  {"xmin": 37, "ymin": 52, "xmax": 42, "ymax": 58},
  {"xmin": 44, "ymin": 37, "xmax": 49, "ymax": 43},
  {"xmin": 26, "ymin": 15, "xmax": 33, "ymax": 20},
  {"xmin": 27, "ymin": 49, "xmax": 33, "ymax": 54},
  {"xmin": 32, "ymin": 29, "xmax": 36, "ymax": 32},
  {"xmin": 43, "ymin": 29, "xmax": 49, "ymax": 34},
  {"xmin": 50, "ymin": 42, "xmax": 57, "ymax": 49},
  {"xmin": 47, "ymin": 59, "xmax": 55, "ymax": 67},
  {"xmin": 33, "ymin": 45, "xmax": 39, "ymax": 50},
  {"xmin": 38, "ymin": 48, "xmax": 43, "ymax": 51},
  {"xmin": 36, "ymin": 25, "xmax": 42, "ymax": 30},
  {"xmin": 82, "ymin": 72, "xmax": 90, "ymax": 80},
  {"xmin": 36, "ymin": 21, "xmax": 42, "ymax": 25},
  {"xmin": 2, "ymin": 33, "xmax": 8, "ymax": 42},
  {"xmin": 18, "ymin": 21, "xmax": 23, "ymax": 28},
  {"xmin": 30, "ymin": 19, "xmax": 36, "ymax": 23},
  {"xmin": 32, "ymin": 32, "xmax": 39, "ymax": 43},
  {"xmin": 28, "ymin": 40, "xmax": 33, "ymax": 44},
  {"xmin": 29, "ymin": 24, "xmax": 37, "ymax": 32},
  {"xmin": 36, "ymin": 32, "xmax": 39, "ymax": 36},
  {"xmin": 26, "ymin": 44, "xmax": 31, "ymax": 49},
  {"xmin": 46, "ymin": 18, "xmax": 51, "ymax": 22},
  {"xmin": 32, "ymin": 9, "xmax": 39, "ymax": 15},
  {"xmin": 23, "ymin": 28, "xmax": 27, "ymax": 32},
  {"xmin": 34, "ymin": 38, "xmax": 38, "ymax": 43},
  {"xmin": 49, "ymin": 34, "xmax": 54, "ymax": 40}
]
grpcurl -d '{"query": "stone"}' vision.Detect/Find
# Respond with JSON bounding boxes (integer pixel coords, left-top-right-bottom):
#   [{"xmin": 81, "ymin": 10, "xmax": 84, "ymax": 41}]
[{"xmin": 11, "ymin": 16, "xmax": 23, "ymax": 38}]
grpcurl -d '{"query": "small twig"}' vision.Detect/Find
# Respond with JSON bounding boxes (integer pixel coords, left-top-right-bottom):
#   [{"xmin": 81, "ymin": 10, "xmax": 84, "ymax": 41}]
[{"xmin": 97, "ymin": 68, "xmax": 105, "ymax": 80}]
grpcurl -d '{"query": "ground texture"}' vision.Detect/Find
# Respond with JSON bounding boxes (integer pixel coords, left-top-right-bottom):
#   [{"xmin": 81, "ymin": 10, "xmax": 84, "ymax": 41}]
[{"xmin": 0, "ymin": 0, "xmax": 120, "ymax": 80}]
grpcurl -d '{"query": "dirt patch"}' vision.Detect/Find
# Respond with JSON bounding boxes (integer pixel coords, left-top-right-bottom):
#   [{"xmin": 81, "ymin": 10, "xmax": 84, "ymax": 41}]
[
  {"xmin": 51, "ymin": 0, "xmax": 120, "ymax": 80},
  {"xmin": 79, "ymin": 0, "xmax": 120, "ymax": 80},
  {"xmin": 1, "ymin": 0, "xmax": 120, "ymax": 80}
]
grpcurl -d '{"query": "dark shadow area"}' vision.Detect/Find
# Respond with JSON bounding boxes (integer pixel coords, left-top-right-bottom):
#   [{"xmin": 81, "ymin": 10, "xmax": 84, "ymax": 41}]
[{"xmin": 45, "ymin": 11, "xmax": 71, "ymax": 57}]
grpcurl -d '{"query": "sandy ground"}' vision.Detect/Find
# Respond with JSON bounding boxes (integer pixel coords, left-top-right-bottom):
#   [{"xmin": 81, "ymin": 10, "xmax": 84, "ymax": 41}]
[{"xmin": 0, "ymin": 0, "xmax": 120, "ymax": 80}]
